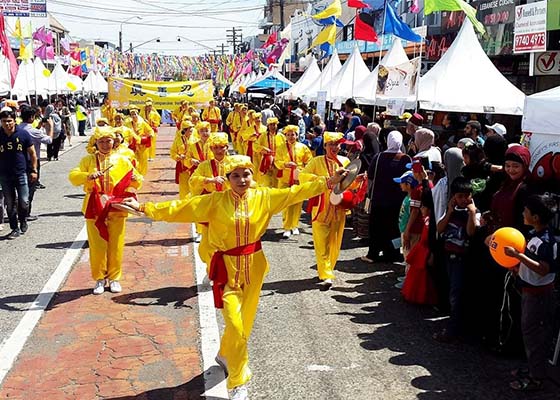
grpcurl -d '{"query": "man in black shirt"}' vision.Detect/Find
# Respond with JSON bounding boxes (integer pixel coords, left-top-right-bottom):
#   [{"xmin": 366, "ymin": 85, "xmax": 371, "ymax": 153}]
[{"xmin": 0, "ymin": 108, "xmax": 38, "ymax": 238}]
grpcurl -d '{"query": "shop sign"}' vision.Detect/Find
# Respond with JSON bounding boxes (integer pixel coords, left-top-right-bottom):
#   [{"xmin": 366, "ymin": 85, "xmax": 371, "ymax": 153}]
[
  {"xmin": 514, "ymin": 0, "xmax": 548, "ymax": 53},
  {"xmin": 533, "ymin": 51, "xmax": 560, "ymax": 75}
]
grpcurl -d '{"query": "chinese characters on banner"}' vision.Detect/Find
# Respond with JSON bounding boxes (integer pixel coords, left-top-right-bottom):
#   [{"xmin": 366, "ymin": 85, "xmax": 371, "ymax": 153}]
[
  {"xmin": 108, "ymin": 78, "xmax": 215, "ymax": 109},
  {"xmin": 376, "ymin": 57, "xmax": 420, "ymax": 99},
  {"xmin": 514, "ymin": 0, "xmax": 547, "ymax": 54}
]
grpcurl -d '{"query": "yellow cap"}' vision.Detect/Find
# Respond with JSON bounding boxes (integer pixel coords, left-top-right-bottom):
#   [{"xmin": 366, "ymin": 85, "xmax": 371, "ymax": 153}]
[
  {"xmin": 241, "ymin": 105, "xmax": 248, "ymax": 110},
  {"xmin": 129, "ymin": 105, "xmax": 140, "ymax": 112},
  {"xmin": 181, "ymin": 120, "xmax": 194, "ymax": 130},
  {"xmin": 96, "ymin": 117, "xmax": 110, "ymax": 126},
  {"xmin": 145, "ymin": 98, "xmax": 153, "ymax": 105},
  {"xmin": 353, "ymin": 108, "xmax": 362, "ymax": 116},
  {"xmin": 267, "ymin": 117, "xmax": 279, "ymax": 125},
  {"xmin": 224, "ymin": 155, "xmax": 253, "ymax": 175},
  {"xmin": 283, "ymin": 124, "xmax": 299, "ymax": 133},
  {"xmin": 323, "ymin": 131, "xmax": 344, "ymax": 144},
  {"xmin": 93, "ymin": 126, "xmax": 116, "ymax": 141},
  {"xmin": 191, "ymin": 111, "xmax": 200, "ymax": 118},
  {"xmin": 197, "ymin": 121, "xmax": 211, "ymax": 130},
  {"xmin": 208, "ymin": 132, "xmax": 229, "ymax": 147}
]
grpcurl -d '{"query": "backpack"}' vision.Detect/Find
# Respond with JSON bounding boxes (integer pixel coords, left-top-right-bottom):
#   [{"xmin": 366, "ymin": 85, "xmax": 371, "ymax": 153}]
[{"xmin": 51, "ymin": 113, "xmax": 62, "ymax": 136}]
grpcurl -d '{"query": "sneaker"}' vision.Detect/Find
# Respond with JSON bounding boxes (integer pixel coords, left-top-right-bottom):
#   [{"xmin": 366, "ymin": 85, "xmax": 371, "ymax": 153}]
[
  {"xmin": 215, "ymin": 354, "xmax": 228, "ymax": 375},
  {"xmin": 109, "ymin": 280, "xmax": 122, "ymax": 293},
  {"xmin": 229, "ymin": 385, "xmax": 248, "ymax": 400},
  {"xmin": 37, "ymin": 183, "xmax": 46, "ymax": 189},
  {"xmin": 282, "ymin": 230, "xmax": 291, "ymax": 239},
  {"xmin": 397, "ymin": 276, "xmax": 405, "ymax": 282},
  {"xmin": 0, "ymin": 224, "xmax": 4, "ymax": 232},
  {"xmin": 93, "ymin": 280, "xmax": 105, "ymax": 295},
  {"xmin": 394, "ymin": 281, "xmax": 404, "ymax": 289},
  {"xmin": 20, "ymin": 221, "xmax": 28, "ymax": 233},
  {"xmin": 26, "ymin": 215, "xmax": 38, "ymax": 221},
  {"xmin": 291, "ymin": 228, "xmax": 300, "ymax": 235},
  {"xmin": 194, "ymin": 233, "xmax": 202, "ymax": 243},
  {"xmin": 6, "ymin": 229, "xmax": 21, "ymax": 240},
  {"xmin": 321, "ymin": 279, "xmax": 333, "ymax": 289}
]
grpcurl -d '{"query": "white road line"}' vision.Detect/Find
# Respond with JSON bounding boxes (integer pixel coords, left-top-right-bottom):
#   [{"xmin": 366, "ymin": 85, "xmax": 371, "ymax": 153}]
[
  {"xmin": 191, "ymin": 225, "xmax": 229, "ymax": 399},
  {"xmin": 0, "ymin": 225, "xmax": 88, "ymax": 385}
]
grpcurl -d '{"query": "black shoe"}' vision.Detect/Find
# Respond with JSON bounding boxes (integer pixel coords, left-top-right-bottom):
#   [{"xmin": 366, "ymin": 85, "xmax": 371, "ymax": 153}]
[
  {"xmin": 20, "ymin": 221, "xmax": 28, "ymax": 233},
  {"xmin": 37, "ymin": 184, "xmax": 46, "ymax": 189},
  {"xmin": 26, "ymin": 215, "xmax": 38, "ymax": 222},
  {"xmin": 6, "ymin": 229, "xmax": 21, "ymax": 239}
]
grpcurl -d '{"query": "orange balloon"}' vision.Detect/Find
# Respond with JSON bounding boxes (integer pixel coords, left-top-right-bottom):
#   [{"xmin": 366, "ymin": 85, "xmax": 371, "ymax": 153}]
[
  {"xmin": 239, "ymin": 86, "xmax": 246, "ymax": 94},
  {"xmin": 489, "ymin": 227, "xmax": 526, "ymax": 268}
]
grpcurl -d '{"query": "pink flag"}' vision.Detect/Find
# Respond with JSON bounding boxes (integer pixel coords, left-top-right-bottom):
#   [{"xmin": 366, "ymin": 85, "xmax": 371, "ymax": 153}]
[
  {"xmin": 410, "ymin": 0, "xmax": 420, "ymax": 13},
  {"xmin": 0, "ymin": 13, "xmax": 18, "ymax": 85}
]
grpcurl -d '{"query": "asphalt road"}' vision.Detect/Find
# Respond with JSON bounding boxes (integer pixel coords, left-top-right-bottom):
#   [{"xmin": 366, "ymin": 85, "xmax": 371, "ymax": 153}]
[{"xmin": 0, "ymin": 136, "xmax": 89, "ymax": 347}]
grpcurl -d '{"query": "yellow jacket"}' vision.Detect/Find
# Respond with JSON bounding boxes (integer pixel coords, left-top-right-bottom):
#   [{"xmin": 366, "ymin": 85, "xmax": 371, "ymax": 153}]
[
  {"xmin": 126, "ymin": 117, "xmax": 154, "ymax": 146},
  {"xmin": 202, "ymin": 106, "xmax": 221, "ymax": 123},
  {"xmin": 226, "ymin": 111, "xmax": 241, "ymax": 131},
  {"xmin": 185, "ymin": 139, "xmax": 213, "ymax": 170},
  {"xmin": 172, "ymin": 106, "xmax": 187, "ymax": 123},
  {"xmin": 275, "ymin": 141, "xmax": 313, "ymax": 186},
  {"xmin": 68, "ymin": 152, "xmax": 143, "ymax": 216},
  {"xmin": 143, "ymin": 109, "xmax": 161, "ymax": 129},
  {"xmin": 189, "ymin": 157, "xmax": 231, "ymax": 195},
  {"xmin": 116, "ymin": 144, "xmax": 137, "ymax": 166},
  {"xmin": 300, "ymin": 155, "xmax": 350, "ymax": 224},
  {"xmin": 144, "ymin": 178, "xmax": 328, "ymax": 288},
  {"xmin": 170, "ymin": 133, "xmax": 196, "ymax": 169},
  {"xmin": 101, "ymin": 105, "xmax": 117, "ymax": 126}
]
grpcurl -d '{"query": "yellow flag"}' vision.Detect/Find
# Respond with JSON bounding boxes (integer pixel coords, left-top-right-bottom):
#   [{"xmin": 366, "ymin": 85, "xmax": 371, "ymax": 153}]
[
  {"xmin": 311, "ymin": 24, "xmax": 337, "ymax": 48},
  {"xmin": 18, "ymin": 42, "xmax": 33, "ymax": 60},
  {"xmin": 13, "ymin": 18, "xmax": 22, "ymax": 39},
  {"xmin": 312, "ymin": 0, "xmax": 342, "ymax": 20},
  {"xmin": 22, "ymin": 21, "xmax": 32, "ymax": 38}
]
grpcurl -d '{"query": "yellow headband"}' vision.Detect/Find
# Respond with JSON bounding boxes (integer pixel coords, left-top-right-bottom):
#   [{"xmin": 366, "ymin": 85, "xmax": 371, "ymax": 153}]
[
  {"xmin": 224, "ymin": 155, "xmax": 253, "ymax": 175},
  {"xmin": 96, "ymin": 117, "xmax": 110, "ymax": 126},
  {"xmin": 181, "ymin": 120, "xmax": 194, "ymax": 130},
  {"xmin": 208, "ymin": 132, "xmax": 229, "ymax": 147},
  {"xmin": 323, "ymin": 131, "xmax": 344, "ymax": 144},
  {"xmin": 267, "ymin": 117, "xmax": 279, "ymax": 125},
  {"xmin": 93, "ymin": 126, "xmax": 116, "ymax": 141},
  {"xmin": 197, "ymin": 121, "xmax": 211, "ymax": 130},
  {"xmin": 283, "ymin": 124, "xmax": 299, "ymax": 133}
]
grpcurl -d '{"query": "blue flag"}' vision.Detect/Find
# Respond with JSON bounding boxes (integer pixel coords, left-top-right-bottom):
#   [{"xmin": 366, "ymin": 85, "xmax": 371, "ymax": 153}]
[
  {"xmin": 320, "ymin": 42, "xmax": 333, "ymax": 59},
  {"xmin": 316, "ymin": 16, "xmax": 345, "ymax": 27},
  {"xmin": 384, "ymin": 4, "xmax": 422, "ymax": 42}
]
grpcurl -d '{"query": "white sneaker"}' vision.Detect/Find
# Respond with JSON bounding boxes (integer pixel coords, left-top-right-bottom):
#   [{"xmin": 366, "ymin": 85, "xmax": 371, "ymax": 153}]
[
  {"xmin": 321, "ymin": 279, "xmax": 333, "ymax": 289},
  {"xmin": 194, "ymin": 233, "xmax": 202, "ymax": 243},
  {"xmin": 215, "ymin": 354, "xmax": 228, "ymax": 375},
  {"xmin": 291, "ymin": 228, "xmax": 300, "ymax": 235},
  {"xmin": 0, "ymin": 224, "xmax": 4, "ymax": 232},
  {"xmin": 109, "ymin": 280, "xmax": 122, "ymax": 293},
  {"xmin": 229, "ymin": 385, "xmax": 248, "ymax": 400},
  {"xmin": 282, "ymin": 230, "xmax": 291, "ymax": 239},
  {"xmin": 93, "ymin": 280, "xmax": 105, "ymax": 295}
]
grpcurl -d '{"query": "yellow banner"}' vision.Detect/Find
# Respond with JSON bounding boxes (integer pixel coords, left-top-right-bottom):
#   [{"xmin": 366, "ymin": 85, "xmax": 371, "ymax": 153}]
[{"xmin": 108, "ymin": 78, "xmax": 214, "ymax": 109}]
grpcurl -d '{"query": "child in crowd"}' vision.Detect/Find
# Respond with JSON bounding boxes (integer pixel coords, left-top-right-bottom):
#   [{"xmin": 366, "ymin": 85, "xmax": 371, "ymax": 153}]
[
  {"xmin": 401, "ymin": 189, "xmax": 437, "ymax": 305},
  {"xmin": 434, "ymin": 177, "xmax": 479, "ymax": 342},
  {"xmin": 393, "ymin": 171, "xmax": 418, "ymax": 289},
  {"xmin": 504, "ymin": 194, "xmax": 558, "ymax": 392}
]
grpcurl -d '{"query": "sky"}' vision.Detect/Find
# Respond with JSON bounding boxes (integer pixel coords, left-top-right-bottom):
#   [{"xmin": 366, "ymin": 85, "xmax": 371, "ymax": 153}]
[{"xmin": 47, "ymin": 0, "xmax": 266, "ymax": 56}]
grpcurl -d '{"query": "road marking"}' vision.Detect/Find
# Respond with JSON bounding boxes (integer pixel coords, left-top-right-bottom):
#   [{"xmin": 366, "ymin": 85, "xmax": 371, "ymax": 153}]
[
  {"xmin": 191, "ymin": 225, "xmax": 228, "ymax": 399},
  {"xmin": 0, "ymin": 225, "xmax": 88, "ymax": 385}
]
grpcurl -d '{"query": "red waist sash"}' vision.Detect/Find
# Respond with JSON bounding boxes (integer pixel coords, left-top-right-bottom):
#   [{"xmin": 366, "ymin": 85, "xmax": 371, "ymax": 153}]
[{"xmin": 208, "ymin": 240, "xmax": 262, "ymax": 308}]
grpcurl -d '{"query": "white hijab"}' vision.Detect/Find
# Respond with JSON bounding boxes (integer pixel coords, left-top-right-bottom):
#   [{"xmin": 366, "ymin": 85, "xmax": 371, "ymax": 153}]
[{"xmin": 386, "ymin": 131, "xmax": 403, "ymax": 153}]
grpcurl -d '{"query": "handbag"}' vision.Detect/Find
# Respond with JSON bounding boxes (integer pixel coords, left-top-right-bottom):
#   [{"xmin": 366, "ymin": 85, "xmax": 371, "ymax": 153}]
[{"xmin": 364, "ymin": 154, "xmax": 380, "ymax": 215}]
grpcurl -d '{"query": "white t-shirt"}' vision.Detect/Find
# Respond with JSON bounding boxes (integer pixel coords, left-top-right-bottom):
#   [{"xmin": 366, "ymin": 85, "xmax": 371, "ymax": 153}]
[{"xmin": 518, "ymin": 229, "xmax": 558, "ymax": 287}]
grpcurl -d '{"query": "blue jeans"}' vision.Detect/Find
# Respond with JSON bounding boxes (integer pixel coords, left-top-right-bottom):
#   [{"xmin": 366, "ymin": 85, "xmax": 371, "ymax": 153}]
[
  {"xmin": 0, "ymin": 174, "xmax": 30, "ymax": 230},
  {"xmin": 445, "ymin": 253, "xmax": 466, "ymax": 336}
]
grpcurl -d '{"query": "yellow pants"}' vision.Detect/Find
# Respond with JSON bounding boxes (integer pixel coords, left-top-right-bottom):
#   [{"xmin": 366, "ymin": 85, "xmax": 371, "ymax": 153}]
[
  {"xmin": 311, "ymin": 217, "xmax": 345, "ymax": 280},
  {"xmin": 178, "ymin": 171, "xmax": 191, "ymax": 199},
  {"xmin": 136, "ymin": 146, "xmax": 149, "ymax": 176},
  {"xmin": 282, "ymin": 203, "xmax": 302, "ymax": 231},
  {"xmin": 86, "ymin": 215, "xmax": 126, "ymax": 281},
  {"xmin": 219, "ymin": 264, "xmax": 266, "ymax": 390},
  {"xmin": 149, "ymin": 136, "xmax": 157, "ymax": 159}
]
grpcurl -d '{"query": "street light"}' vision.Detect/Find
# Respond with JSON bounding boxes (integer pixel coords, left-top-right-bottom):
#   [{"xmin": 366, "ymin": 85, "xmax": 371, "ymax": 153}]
[
  {"xmin": 119, "ymin": 16, "xmax": 142, "ymax": 52},
  {"xmin": 128, "ymin": 37, "xmax": 161, "ymax": 53},
  {"xmin": 177, "ymin": 35, "xmax": 215, "ymax": 52}
]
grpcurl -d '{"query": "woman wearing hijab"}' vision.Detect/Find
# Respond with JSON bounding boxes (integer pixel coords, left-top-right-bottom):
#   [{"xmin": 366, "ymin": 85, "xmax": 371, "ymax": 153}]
[
  {"xmin": 413, "ymin": 128, "xmax": 442, "ymax": 163},
  {"xmin": 431, "ymin": 148, "xmax": 465, "ymax": 222},
  {"xmin": 362, "ymin": 131, "xmax": 411, "ymax": 263}
]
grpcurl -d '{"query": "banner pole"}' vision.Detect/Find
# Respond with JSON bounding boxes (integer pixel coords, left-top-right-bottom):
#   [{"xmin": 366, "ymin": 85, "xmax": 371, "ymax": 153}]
[{"xmin": 373, "ymin": 0, "xmax": 388, "ymax": 120}]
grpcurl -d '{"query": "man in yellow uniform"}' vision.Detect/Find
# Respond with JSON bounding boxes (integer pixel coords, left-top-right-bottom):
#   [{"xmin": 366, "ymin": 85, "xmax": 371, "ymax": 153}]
[
  {"xmin": 275, "ymin": 125, "xmax": 313, "ymax": 238},
  {"xmin": 69, "ymin": 127, "xmax": 142, "ymax": 294},
  {"xmin": 299, "ymin": 131, "xmax": 352, "ymax": 288},
  {"xmin": 202, "ymin": 99, "xmax": 222, "ymax": 132},
  {"xmin": 170, "ymin": 120, "xmax": 196, "ymax": 199},
  {"xmin": 254, "ymin": 117, "xmax": 284, "ymax": 188},
  {"xmin": 143, "ymin": 98, "xmax": 162, "ymax": 161},
  {"xmin": 100, "ymin": 97, "xmax": 116, "ymax": 126},
  {"xmin": 172, "ymin": 100, "xmax": 189, "ymax": 129},
  {"xmin": 226, "ymin": 103, "xmax": 242, "ymax": 151},
  {"xmin": 124, "ymin": 155, "xmax": 347, "ymax": 400},
  {"xmin": 241, "ymin": 111, "xmax": 265, "ymax": 164},
  {"xmin": 126, "ymin": 105, "xmax": 154, "ymax": 177}
]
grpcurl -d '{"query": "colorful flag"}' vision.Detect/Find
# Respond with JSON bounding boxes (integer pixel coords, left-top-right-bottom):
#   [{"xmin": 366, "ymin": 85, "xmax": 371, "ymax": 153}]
[
  {"xmin": 410, "ymin": 0, "xmax": 420, "ymax": 13},
  {"xmin": 0, "ymin": 14, "xmax": 19, "ymax": 86},
  {"xmin": 348, "ymin": 0, "xmax": 370, "ymax": 8},
  {"xmin": 424, "ymin": 0, "xmax": 485, "ymax": 34},
  {"xmin": 262, "ymin": 32, "xmax": 278, "ymax": 48},
  {"xmin": 316, "ymin": 16, "xmax": 345, "ymax": 27},
  {"xmin": 312, "ymin": 0, "xmax": 342, "ymax": 20},
  {"xmin": 311, "ymin": 24, "xmax": 337, "ymax": 49},
  {"xmin": 385, "ymin": 5, "xmax": 422, "ymax": 42},
  {"xmin": 354, "ymin": 12, "xmax": 378, "ymax": 42}
]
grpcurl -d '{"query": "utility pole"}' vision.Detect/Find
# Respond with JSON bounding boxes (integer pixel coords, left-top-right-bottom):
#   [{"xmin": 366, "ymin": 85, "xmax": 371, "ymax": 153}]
[
  {"xmin": 226, "ymin": 27, "xmax": 242, "ymax": 54},
  {"xmin": 216, "ymin": 43, "xmax": 226, "ymax": 55},
  {"xmin": 279, "ymin": 0, "xmax": 285, "ymax": 31}
]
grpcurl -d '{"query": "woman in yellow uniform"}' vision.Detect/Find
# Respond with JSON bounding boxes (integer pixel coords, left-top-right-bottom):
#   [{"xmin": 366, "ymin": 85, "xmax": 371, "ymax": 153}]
[
  {"xmin": 114, "ymin": 128, "xmax": 138, "ymax": 168},
  {"xmin": 126, "ymin": 106, "xmax": 154, "ymax": 177},
  {"xmin": 114, "ymin": 113, "xmax": 140, "ymax": 153},
  {"xmin": 226, "ymin": 103, "xmax": 242, "ymax": 151},
  {"xmin": 240, "ymin": 112, "xmax": 265, "ymax": 164},
  {"xmin": 235, "ymin": 106, "xmax": 249, "ymax": 155},
  {"xmin": 275, "ymin": 125, "xmax": 313, "ymax": 238},
  {"xmin": 100, "ymin": 97, "xmax": 116, "ymax": 126},
  {"xmin": 170, "ymin": 120, "xmax": 196, "ymax": 199},
  {"xmin": 299, "ymin": 131, "xmax": 353, "ymax": 288},
  {"xmin": 254, "ymin": 117, "xmax": 285, "ymax": 188},
  {"xmin": 69, "ymin": 127, "xmax": 142, "ymax": 294},
  {"xmin": 172, "ymin": 100, "xmax": 189, "ymax": 129},
  {"xmin": 202, "ymin": 99, "xmax": 222, "ymax": 132},
  {"xmin": 123, "ymin": 155, "xmax": 347, "ymax": 400},
  {"xmin": 190, "ymin": 132, "xmax": 231, "ymax": 264},
  {"xmin": 143, "ymin": 99, "xmax": 162, "ymax": 161}
]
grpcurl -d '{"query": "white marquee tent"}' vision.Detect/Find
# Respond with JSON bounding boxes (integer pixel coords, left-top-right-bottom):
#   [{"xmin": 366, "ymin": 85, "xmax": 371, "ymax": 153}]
[
  {"xmin": 301, "ymin": 50, "xmax": 342, "ymax": 102},
  {"xmin": 0, "ymin": 53, "xmax": 10, "ymax": 95},
  {"xmin": 11, "ymin": 57, "xmax": 50, "ymax": 99},
  {"xmin": 418, "ymin": 19, "xmax": 525, "ymax": 115},
  {"xmin": 522, "ymin": 86, "xmax": 560, "ymax": 135},
  {"xmin": 279, "ymin": 57, "xmax": 321, "ymax": 100},
  {"xmin": 324, "ymin": 45, "xmax": 370, "ymax": 103},
  {"xmin": 48, "ymin": 62, "xmax": 74, "ymax": 94}
]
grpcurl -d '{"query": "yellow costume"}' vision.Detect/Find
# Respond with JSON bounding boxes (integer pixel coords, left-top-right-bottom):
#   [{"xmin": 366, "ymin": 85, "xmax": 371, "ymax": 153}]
[
  {"xmin": 143, "ymin": 102, "xmax": 161, "ymax": 160},
  {"xmin": 142, "ymin": 155, "xmax": 330, "ymax": 391},
  {"xmin": 300, "ymin": 132, "xmax": 350, "ymax": 281},
  {"xmin": 68, "ymin": 129, "xmax": 142, "ymax": 283},
  {"xmin": 172, "ymin": 103, "xmax": 189, "ymax": 127},
  {"xmin": 253, "ymin": 127, "xmax": 285, "ymax": 188},
  {"xmin": 126, "ymin": 110, "xmax": 154, "ymax": 176},
  {"xmin": 240, "ymin": 114, "xmax": 265, "ymax": 164},
  {"xmin": 226, "ymin": 105, "xmax": 242, "ymax": 151},
  {"xmin": 275, "ymin": 139, "xmax": 313, "ymax": 231},
  {"xmin": 170, "ymin": 126, "xmax": 196, "ymax": 199},
  {"xmin": 101, "ymin": 104, "xmax": 116, "ymax": 126},
  {"xmin": 202, "ymin": 104, "xmax": 221, "ymax": 132}
]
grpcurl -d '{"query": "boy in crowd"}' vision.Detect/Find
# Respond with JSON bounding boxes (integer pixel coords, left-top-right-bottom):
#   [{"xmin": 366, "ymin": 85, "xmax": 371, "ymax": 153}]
[
  {"xmin": 504, "ymin": 194, "xmax": 558, "ymax": 392},
  {"xmin": 434, "ymin": 177, "xmax": 479, "ymax": 343},
  {"xmin": 393, "ymin": 171, "xmax": 418, "ymax": 289}
]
